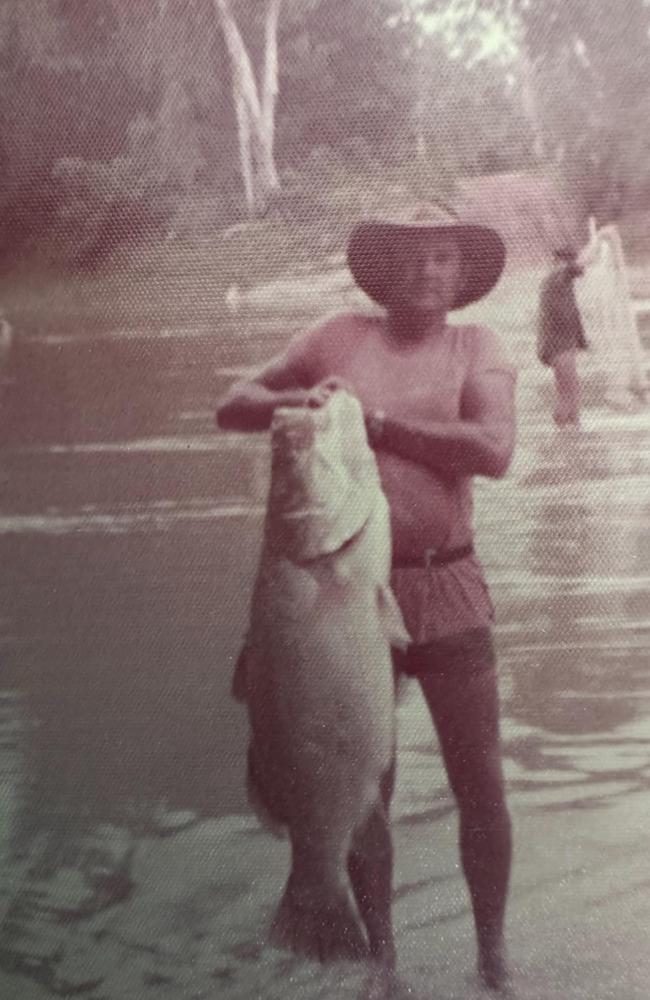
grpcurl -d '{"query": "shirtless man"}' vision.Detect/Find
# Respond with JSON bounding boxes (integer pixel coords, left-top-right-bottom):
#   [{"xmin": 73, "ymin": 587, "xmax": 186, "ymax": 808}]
[{"xmin": 217, "ymin": 203, "xmax": 516, "ymax": 991}]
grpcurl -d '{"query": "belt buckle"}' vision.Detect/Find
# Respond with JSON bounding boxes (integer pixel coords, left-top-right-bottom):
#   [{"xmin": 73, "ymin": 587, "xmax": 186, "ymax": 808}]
[{"xmin": 424, "ymin": 547, "xmax": 437, "ymax": 568}]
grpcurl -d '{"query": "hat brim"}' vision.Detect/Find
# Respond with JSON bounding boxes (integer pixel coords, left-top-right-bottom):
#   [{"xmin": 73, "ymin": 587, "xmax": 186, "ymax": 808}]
[{"xmin": 347, "ymin": 221, "xmax": 506, "ymax": 310}]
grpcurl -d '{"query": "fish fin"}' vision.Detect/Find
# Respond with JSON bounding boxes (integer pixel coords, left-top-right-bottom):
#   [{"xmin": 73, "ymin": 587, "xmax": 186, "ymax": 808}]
[
  {"xmin": 231, "ymin": 643, "xmax": 251, "ymax": 703},
  {"xmin": 377, "ymin": 586, "xmax": 410, "ymax": 651},
  {"xmin": 246, "ymin": 746, "xmax": 287, "ymax": 840},
  {"xmin": 395, "ymin": 672, "xmax": 411, "ymax": 706},
  {"xmin": 270, "ymin": 880, "xmax": 368, "ymax": 962}
]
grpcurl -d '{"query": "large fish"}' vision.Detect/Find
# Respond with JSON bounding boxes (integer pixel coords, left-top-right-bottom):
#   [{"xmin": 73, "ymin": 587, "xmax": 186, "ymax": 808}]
[{"xmin": 241, "ymin": 389, "xmax": 409, "ymax": 962}]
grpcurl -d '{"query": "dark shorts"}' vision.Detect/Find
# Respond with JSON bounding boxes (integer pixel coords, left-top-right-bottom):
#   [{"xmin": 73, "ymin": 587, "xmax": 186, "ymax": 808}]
[{"xmin": 393, "ymin": 627, "xmax": 496, "ymax": 680}]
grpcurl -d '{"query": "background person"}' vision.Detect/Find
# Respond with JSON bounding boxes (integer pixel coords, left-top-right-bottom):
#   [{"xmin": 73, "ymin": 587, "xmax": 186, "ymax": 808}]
[{"xmin": 537, "ymin": 247, "xmax": 588, "ymax": 427}]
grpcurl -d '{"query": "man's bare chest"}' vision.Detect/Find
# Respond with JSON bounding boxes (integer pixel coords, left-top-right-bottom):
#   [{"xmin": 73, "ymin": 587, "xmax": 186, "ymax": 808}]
[{"xmin": 331, "ymin": 332, "xmax": 468, "ymax": 422}]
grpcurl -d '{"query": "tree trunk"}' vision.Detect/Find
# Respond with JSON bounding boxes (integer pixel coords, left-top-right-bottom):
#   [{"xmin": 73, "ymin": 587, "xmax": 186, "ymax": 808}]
[
  {"xmin": 153, "ymin": 0, "xmax": 200, "ymax": 193},
  {"xmin": 517, "ymin": 50, "xmax": 547, "ymax": 163},
  {"xmin": 258, "ymin": 0, "xmax": 281, "ymax": 201},
  {"xmin": 215, "ymin": 0, "xmax": 282, "ymax": 217},
  {"xmin": 235, "ymin": 90, "xmax": 255, "ymax": 213},
  {"xmin": 413, "ymin": 37, "xmax": 427, "ymax": 161}
]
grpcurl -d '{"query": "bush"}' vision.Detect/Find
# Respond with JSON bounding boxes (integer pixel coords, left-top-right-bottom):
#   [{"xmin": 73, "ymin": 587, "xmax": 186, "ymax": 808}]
[{"xmin": 51, "ymin": 118, "xmax": 177, "ymax": 270}]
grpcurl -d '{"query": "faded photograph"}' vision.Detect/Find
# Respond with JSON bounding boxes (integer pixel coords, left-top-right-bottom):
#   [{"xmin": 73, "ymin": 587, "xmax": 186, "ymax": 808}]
[{"xmin": 0, "ymin": 2, "xmax": 649, "ymax": 999}]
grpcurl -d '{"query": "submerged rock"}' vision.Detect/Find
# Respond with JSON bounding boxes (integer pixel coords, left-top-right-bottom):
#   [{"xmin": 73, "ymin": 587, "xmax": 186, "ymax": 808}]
[
  {"xmin": 51, "ymin": 942, "xmax": 119, "ymax": 995},
  {"xmin": 144, "ymin": 804, "xmax": 199, "ymax": 837}
]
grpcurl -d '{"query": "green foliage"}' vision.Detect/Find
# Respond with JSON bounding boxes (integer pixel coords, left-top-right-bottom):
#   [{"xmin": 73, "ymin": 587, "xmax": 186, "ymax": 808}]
[
  {"xmin": 8, "ymin": 0, "xmax": 638, "ymax": 259},
  {"xmin": 508, "ymin": 0, "xmax": 650, "ymax": 222}
]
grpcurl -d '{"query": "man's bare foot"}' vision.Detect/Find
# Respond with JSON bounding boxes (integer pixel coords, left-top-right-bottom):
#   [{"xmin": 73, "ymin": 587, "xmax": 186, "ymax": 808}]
[
  {"xmin": 361, "ymin": 964, "xmax": 416, "ymax": 1000},
  {"xmin": 369, "ymin": 936, "xmax": 396, "ymax": 971},
  {"xmin": 478, "ymin": 945, "xmax": 511, "ymax": 992}
]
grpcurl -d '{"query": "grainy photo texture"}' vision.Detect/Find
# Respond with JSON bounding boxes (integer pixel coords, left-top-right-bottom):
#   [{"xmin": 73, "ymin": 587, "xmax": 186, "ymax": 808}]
[{"xmin": 0, "ymin": 2, "xmax": 649, "ymax": 999}]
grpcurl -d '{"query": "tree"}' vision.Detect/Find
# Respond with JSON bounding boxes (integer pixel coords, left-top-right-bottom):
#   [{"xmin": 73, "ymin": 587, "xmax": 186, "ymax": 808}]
[
  {"xmin": 476, "ymin": 0, "xmax": 650, "ymax": 222},
  {"xmin": 213, "ymin": 0, "xmax": 283, "ymax": 216},
  {"xmin": 278, "ymin": 0, "xmax": 413, "ymax": 161},
  {"xmin": 529, "ymin": 0, "xmax": 650, "ymax": 222}
]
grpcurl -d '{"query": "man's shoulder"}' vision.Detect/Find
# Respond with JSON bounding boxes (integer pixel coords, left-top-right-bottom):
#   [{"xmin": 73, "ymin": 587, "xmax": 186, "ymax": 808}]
[
  {"xmin": 299, "ymin": 310, "xmax": 379, "ymax": 356},
  {"xmin": 312, "ymin": 310, "xmax": 381, "ymax": 338},
  {"xmin": 451, "ymin": 323, "xmax": 516, "ymax": 374},
  {"xmin": 284, "ymin": 311, "xmax": 378, "ymax": 377}
]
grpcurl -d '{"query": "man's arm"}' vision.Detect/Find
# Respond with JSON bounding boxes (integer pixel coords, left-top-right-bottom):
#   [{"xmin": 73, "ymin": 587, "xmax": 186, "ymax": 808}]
[
  {"xmin": 216, "ymin": 316, "xmax": 359, "ymax": 431},
  {"xmin": 369, "ymin": 371, "xmax": 516, "ymax": 480},
  {"xmin": 216, "ymin": 356, "xmax": 313, "ymax": 432}
]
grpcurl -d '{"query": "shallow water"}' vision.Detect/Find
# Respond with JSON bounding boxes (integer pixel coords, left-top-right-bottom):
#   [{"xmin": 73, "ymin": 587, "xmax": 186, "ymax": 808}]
[
  {"xmin": 0, "ymin": 291, "xmax": 649, "ymax": 997},
  {"xmin": 1, "ymin": 308, "xmax": 649, "ymax": 829}
]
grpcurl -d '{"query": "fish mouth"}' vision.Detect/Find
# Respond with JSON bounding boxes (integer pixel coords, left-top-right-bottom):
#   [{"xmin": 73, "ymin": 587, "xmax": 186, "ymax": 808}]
[
  {"xmin": 282, "ymin": 504, "xmax": 328, "ymax": 519},
  {"xmin": 295, "ymin": 514, "xmax": 370, "ymax": 565}
]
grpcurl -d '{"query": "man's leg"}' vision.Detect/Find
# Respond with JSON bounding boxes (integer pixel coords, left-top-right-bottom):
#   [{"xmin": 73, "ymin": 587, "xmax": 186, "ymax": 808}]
[
  {"xmin": 552, "ymin": 349, "xmax": 581, "ymax": 425},
  {"xmin": 347, "ymin": 654, "xmax": 408, "ymax": 967},
  {"xmin": 551, "ymin": 357, "xmax": 567, "ymax": 425},
  {"xmin": 414, "ymin": 630, "xmax": 512, "ymax": 990},
  {"xmin": 231, "ymin": 640, "xmax": 251, "ymax": 702},
  {"xmin": 347, "ymin": 758, "xmax": 396, "ymax": 966}
]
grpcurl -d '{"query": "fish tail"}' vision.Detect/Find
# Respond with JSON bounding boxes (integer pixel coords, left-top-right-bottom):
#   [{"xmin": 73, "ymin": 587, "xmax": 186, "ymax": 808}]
[
  {"xmin": 231, "ymin": 642, "xmax": 251, "ymax": 703},
  {"xmin": 246, "ymin": 746, "xmax": 287, "ymax": 839},
  {"xmin": 270, "ymin": 879, "xmax": 368, "ymax": 962}
]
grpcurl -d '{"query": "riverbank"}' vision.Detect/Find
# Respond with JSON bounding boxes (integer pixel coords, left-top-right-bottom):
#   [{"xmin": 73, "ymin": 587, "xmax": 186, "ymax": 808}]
[{"xmin": 2, "ymin": 205, "xmax": 650, "ymax": 341}]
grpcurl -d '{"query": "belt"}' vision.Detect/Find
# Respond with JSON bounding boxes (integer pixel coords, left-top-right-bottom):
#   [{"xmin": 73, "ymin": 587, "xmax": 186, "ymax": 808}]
[{"xmin": 393, "ymin": 543, "xmax": 474, "ymax": 570}]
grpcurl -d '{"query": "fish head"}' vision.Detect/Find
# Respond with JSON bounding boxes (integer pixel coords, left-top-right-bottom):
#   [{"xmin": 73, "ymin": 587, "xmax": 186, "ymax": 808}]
[{"xmin": 267, "ymin": 391, "xmax": 380, "ymax": 561}]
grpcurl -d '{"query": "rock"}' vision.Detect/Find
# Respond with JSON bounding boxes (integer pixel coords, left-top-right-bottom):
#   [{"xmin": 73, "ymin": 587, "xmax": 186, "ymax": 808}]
[
  {"xmin": 18, "ymin": 870, "xmax": 100, "ymax": 924},
  {"xmin": 0, "ymin": 923, "xmax": 66, "ymax": 969},
  {"xmin": 51, "ymin": 943, "xmax": 119, "ymax": 995},
  {"xmin": 80, "ymin": 825, "xmax": 133, "ymax": 881},
  {"xmin": 25, "ymin": 864, "xmax": 133, "ymax": 923},
  {"xmin": 0, "ymin": 891, "xmax": 67, "ymax": 976},
  {"xmin": 144, "ymin": 804, "xmax": 199, "ymax": 837},
  {"xmin": 142, "ymin": 968, "xmax": 176, "ymax": 987}
]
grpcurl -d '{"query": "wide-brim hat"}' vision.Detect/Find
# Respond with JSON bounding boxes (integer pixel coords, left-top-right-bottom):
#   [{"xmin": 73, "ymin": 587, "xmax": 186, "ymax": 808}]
[{"xmin": 347, "ymin": 202, "xmax": 506, "ymax": 310}]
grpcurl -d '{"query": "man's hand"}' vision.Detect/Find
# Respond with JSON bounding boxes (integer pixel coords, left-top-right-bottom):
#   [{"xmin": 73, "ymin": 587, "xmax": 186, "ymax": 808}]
[
  {"xmin": 217, "ymin": 373, "xmax": 356, "ymax": 431},
  {"xmin": 306, "ymin": 376, "xmax": 356, "ymax": 408}
]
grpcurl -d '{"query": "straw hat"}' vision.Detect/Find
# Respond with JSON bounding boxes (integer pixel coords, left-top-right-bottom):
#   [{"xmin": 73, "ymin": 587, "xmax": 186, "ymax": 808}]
[{"xmin": 347, "ymin": 202, "xmax": 506, "ymax": 310}]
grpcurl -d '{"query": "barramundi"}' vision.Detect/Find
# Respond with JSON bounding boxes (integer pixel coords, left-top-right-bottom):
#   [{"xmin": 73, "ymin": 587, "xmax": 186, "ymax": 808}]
[{"xmin": 242, "ymin": 389, "xmax": 408, "ymax": 961}]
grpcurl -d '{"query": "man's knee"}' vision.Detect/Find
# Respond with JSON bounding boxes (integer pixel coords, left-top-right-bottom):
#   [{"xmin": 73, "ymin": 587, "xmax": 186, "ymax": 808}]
[
  {"xmin": 349, "ymin": 797, "xmax": 394, "ymax": 873},
  {"xmin": 451, "ymin": 752, "xmax": 509, "ymax": 824}
]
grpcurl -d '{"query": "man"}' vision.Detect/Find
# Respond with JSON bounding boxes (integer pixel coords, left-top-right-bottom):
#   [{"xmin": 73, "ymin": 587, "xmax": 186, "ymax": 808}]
[
  {"xmin": 537, "ymin": 247, "xmax": 588, "ymax": 427},
  {"xmin": 217, "ymin": 203, "xmax": 516, "ymax": 991}
]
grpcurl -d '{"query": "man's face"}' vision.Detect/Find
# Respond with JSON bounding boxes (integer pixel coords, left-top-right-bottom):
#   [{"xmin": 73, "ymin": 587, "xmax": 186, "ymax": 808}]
[{"xmin": 390, "ymin": 231, "xmax": 463, "ymax": 314}]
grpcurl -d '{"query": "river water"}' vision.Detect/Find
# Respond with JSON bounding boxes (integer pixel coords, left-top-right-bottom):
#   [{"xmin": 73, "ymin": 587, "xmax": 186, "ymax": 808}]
[{"xmin": 0, "ymin": 277, "xmax": 649, "ymax": 996}]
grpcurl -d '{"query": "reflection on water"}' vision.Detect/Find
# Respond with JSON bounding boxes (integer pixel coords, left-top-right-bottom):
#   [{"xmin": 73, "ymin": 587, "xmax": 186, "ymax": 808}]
[
  {"xmin": 0, "ymin": 317, "xmax": 649, "ymax": 991},
  {"xmin": 482, "ymin": 423, "xmax": 650, "ymax": 828},
  {"xmin": 504, "ymin": 429, "xmax": 649, "ymax": 735},
  {"xmin": 0, "ymin": 692, "xmax": 27, "ymax": 865}
]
